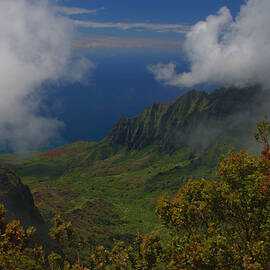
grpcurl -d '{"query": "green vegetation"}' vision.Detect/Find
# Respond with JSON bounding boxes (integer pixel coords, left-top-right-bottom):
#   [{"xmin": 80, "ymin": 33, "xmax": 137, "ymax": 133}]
[
  {"xmin": 0, "ymin": 117, "xmax": 269, "ymax": 269},
  {"xmin": 0, "ymin": 86, "xmax": 267, "ymax": 251}
]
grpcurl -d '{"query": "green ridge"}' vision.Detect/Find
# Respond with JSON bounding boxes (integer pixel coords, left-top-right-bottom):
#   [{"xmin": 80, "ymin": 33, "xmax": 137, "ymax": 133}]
[{"xmin": 0, "ymin": 86, "xmax": 267, "ymax": 250}]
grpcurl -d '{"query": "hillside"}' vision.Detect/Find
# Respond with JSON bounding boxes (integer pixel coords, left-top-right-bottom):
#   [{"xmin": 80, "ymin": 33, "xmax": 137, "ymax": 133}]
[
  {"xmin": 0, "ymin": 166, "xmax": 56, "ymax": 250},
  {"xmin": 0, "ymin": 86, "xmax": 267, "ymax": 250},
  {"xmin": 109, "ymin": 86, "xmax": 263, "ymax": 151},
  {"xmin": 0, "ymin": 167, "xmax": 44, "ymax": 227}
]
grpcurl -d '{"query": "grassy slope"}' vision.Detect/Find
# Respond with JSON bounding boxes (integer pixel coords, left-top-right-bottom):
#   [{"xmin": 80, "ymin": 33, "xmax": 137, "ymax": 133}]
[
  {"xmin": 0, "ymin": 140, "xmax": 216, "ymax": 248},
  {"xmin": 0, "ymin": 86, "xmax": 266, "ymax": 250}
]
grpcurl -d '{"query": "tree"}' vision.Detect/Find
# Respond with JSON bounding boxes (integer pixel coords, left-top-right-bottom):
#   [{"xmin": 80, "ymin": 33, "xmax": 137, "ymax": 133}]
[
  {"xmin": 156, "ymin": 117, "xmax": 270, "ymax": 269},
  {"xmin": 0, "ymin": 204, "xmax": 46, "ymax": 269},
  {"xmin": 0, "ymin": 208, "xmax": 86, "ymax": 269},
  {"xmin": 0, "ymin": 118, "xmax": 269, "ymax": 269},
  {"xmin": 87, "ymin": 117, "xmax": 270, "ymax": 269}
]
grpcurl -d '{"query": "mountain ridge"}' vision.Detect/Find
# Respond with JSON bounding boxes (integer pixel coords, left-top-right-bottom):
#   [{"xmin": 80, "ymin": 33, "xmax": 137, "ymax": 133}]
[
  {"xmin": 0, "ymin": 85, "xmax": 268, "ymax": 251},
  {"xmin": 108, "ymin": 86, "xmax": 263, "ymax": 152}
]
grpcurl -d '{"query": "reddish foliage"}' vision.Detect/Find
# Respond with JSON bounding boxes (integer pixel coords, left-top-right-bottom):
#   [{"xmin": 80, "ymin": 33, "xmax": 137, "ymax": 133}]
[
  {"xmin": 96, "ymin": 167, "xmax": 126, "ymax": 176},
  {"xmin": 261, "ymin": 148, "xmax": 270, "ymax": 160},
  {"xmin": 57, "ymin": 190, "xmax": 77, "ymax": 197},
  {"xmin": 0, "ymin": 159, "xmax": 10, "ymax": 164},
  {"xmin": 122, "ymin": 178, "xmax": 146, "ymax": 184},
  {"xmin": 75, "ymin": 141, "xmax": 87, "ymax": 145},
  {"xmin": 41, "ymin": 146, "xmax": 67, "ymax": 158},
  {"xmin": 32, "ymin": 187, "xmax": 78, "ymax": 216},
  {"xmin": 259, "ymin": 185, "xmax": 267, "ymax": 194}
]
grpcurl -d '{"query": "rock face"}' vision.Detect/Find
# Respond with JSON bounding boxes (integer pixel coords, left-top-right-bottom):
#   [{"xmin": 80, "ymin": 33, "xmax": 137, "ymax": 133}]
[
  {"xmin": 0, "ymin": 166, "xmax": 44, "ymax": 227},
  {"xmin": 108, "ymin": 86, "xmax": 265, "ymax": 152}
]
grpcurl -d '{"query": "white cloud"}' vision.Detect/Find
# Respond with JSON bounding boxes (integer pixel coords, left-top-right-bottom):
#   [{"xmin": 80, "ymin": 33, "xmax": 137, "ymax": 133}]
[
  {"xmin": 148, "ymin": 62, "xmax": 178, "ymax": 82},
  {"xmin": 0, "ymin": 0, "xmax": 94, "ymax": 151},
  {"xmin": 149, "ymin": 0, "xmax": 270, "ymax": 89},
  {"xmin": 55, "ymin": 6, "xmax": 98, "ymax": 15},
  {"xmin": 73, "ymin": 20, "xmax": 191, "ymax": 33}
]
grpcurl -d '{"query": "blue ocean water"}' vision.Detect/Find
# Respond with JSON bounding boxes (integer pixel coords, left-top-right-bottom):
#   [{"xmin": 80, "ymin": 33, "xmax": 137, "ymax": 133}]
[{"xmin": 42, "ymin": 50, "xmax": 190, "ymax": 145}]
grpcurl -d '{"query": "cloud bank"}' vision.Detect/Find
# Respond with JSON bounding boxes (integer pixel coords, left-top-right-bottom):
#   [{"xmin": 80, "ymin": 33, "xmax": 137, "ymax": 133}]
[
  {"xmin": 149, "ymin": 0, "xmax": 270, "ymax": 88},
  {"xmin": 0, "ymin": 0, "xmax": 93, "ymax": 151}
]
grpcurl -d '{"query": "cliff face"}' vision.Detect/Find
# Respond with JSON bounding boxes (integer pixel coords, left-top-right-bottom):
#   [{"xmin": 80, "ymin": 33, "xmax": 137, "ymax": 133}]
[
  {"xmin": 0, "ymin": 167, "xmax": 44, "ymax": 228},
  {"xmin": 108, "ymin": 86, "xmax": 263, "ymax": 151}
]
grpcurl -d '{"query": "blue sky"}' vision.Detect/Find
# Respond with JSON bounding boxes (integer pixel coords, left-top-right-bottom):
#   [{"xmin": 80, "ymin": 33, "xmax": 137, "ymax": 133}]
[{"xmin": 55, "ymin": 0, "xmax": 246, "ymax": 50}]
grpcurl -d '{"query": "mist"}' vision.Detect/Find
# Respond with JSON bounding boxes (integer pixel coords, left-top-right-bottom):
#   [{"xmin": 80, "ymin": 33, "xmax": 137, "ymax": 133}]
[
  {"xmin": 149, "ymin": 0, "xmax": 270, "ymax": 89},
  {"xmin": 0, "ymin": 0, "xmax": 93, "ymax": 152}
]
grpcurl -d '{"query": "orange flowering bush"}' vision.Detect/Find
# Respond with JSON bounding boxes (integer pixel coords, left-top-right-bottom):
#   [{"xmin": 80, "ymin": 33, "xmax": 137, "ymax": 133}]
[
  {"xmin": 0, "ymin": 118, "xmax": 269, "ymax": 269},
  {"xmin": 156, "ymin": 117, "xmax": 270, "ymax": 269}
]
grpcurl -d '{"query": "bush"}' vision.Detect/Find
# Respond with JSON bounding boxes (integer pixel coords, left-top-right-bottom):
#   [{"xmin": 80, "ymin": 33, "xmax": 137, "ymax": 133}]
[{"xmin": 0, "ymin": 118, "xmax": 269, "ymax": 269}]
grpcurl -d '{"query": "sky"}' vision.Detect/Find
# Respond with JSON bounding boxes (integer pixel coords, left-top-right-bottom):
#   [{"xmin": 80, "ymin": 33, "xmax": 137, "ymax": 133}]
[
  {"xmin": 1, "ymin": 0, "xmax": 270, "ymax": 151},
  {"xmin": 56, "ymin": 0, "xmax": 245, "ymax": 50}
]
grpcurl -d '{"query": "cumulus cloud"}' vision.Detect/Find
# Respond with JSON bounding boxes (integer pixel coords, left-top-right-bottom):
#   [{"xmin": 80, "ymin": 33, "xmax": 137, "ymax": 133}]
[
  {"xmin": 0, "ymin": 0, "xmax": 93, "ymax": 152},
  {"xmin": 149, "ymin": 0, "xmax": 270, "ymax": 88},
  {"xmin": 148, "ymin": 62, "xmax": 178, "ymax": 82}
]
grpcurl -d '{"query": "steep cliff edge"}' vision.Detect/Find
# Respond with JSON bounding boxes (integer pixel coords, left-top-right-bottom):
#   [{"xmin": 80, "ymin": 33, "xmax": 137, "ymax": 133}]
[
  {"xmin": 0, "ymin": 166, "xmax": 44, "ymax": 227},
  {"xmin": 108, "ymin": 86, "xmax": 264, "ymax": 152}
]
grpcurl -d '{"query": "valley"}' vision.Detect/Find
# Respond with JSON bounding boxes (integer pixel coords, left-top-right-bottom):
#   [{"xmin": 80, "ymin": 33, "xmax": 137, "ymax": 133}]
[{"xmin": 0, "ymin": 85, "xmax": 266, "ymax": 251}]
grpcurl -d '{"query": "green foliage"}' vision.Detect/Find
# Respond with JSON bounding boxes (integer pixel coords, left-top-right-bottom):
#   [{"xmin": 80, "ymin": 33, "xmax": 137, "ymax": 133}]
[
  {"xmin": 109, "ymin": 86, "xmax": 262, "ymax": 151},
  {"xmin": 49, "ymin": 215, "xmax": 75, "ymax": 248},
  {"xmin": 0, "ymin": 112, "xmax": 269, "ymax": 268},
  {"xmin": 81, "ymin": 117, "xmax": 270, "ymax": 269},
  {"xmin": 88, "ymin": 232, "xmax": 165, "ymax": 270},
  {"xmin": 0, "ymin": 204, "xmax": 46, "ymax": 269},
  {"xmin": 48, "ymin": 252, "xmax": 62, "ymax": 270},
  {"xmin": 254, "ymin": 115, "xmax": 270, "ymax": 160},
  {"xmin": 0, "ymin": 206, "xmax": 89, "ymax": 269},
  {"xmin": 155, "ymin": 118, "xmax": 270, "ymax": 269},
  {"xmin": 2, "ymin": 86, "xmax": 265, "ymax": 252}
]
